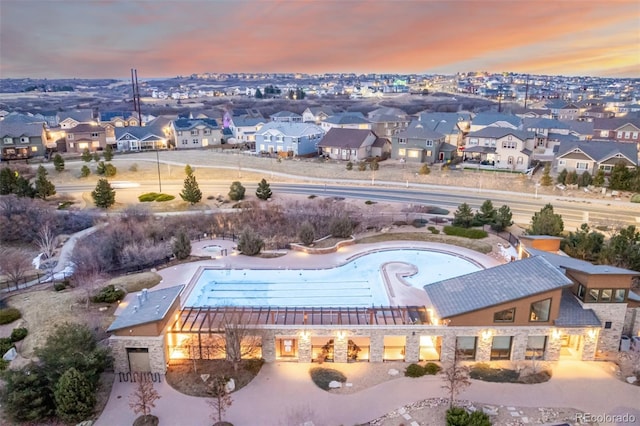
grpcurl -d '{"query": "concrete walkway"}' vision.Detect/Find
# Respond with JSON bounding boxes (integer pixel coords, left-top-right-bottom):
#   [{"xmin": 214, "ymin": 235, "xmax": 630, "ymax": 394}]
[{"xmin": 96, "ymin": 360, "xmax": 640, "ymax": 426}]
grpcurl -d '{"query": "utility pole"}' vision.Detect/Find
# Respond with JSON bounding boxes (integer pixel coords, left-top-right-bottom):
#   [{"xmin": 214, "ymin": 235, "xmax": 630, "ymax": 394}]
[{"xmin": 524, "ymin": 74, "xmax": 530, "ymax": 110}]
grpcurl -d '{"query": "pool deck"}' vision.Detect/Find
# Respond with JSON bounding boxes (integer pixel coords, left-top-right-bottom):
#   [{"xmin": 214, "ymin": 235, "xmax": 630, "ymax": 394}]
[{"xmin": 148, "ymin": 239, "xmax": 502, "ymax": 308}]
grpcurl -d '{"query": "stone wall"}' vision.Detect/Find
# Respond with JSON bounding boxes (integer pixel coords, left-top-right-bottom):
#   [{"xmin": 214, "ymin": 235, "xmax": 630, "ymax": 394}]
[
  {"xmin": 109, "ymin": 335, "xmax": 167, "ymax": 374},
  {"xmin": 623, "ymin": 306, "xmax": 640, "ymax": 337},
  {"xmin": 583, "ymin": 303, "xmax": 628, "ymax": 354}
]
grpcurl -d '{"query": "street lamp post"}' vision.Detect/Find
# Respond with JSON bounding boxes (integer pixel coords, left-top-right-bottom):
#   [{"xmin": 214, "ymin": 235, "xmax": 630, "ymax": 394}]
[{"xmin": 156, "ymin": 145, "xmax": 162, "ymax": 193}]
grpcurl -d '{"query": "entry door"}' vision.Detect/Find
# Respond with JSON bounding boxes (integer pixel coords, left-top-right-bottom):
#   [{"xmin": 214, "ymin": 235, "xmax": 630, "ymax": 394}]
[
  {"xmin": 279, "ymin": 338, "xmax": 297, "ymax": 358},
  {"xmin": 127, "ymin": 348, "xmax": 151, "ymax": 372}
]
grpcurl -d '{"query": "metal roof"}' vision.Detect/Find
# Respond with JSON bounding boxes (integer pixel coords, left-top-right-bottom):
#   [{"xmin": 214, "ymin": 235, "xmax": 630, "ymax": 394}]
[
  {"xmin": 555, "ymin": 289, "xmax": 601, "ymax": 327},
  {"xmin": 424, "ymin": 256, "xmax": 572, "ymax": 319},
  {"xmin": 107, "ymin": 285, "xmax": 184, "ymax": 332},
  {"xmin": 525, "ymin": 248, "xmax": 640, "ymax": 275}
]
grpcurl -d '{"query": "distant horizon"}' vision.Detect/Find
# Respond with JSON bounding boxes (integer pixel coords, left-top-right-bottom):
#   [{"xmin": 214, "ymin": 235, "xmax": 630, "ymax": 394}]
[{"xmin": 1, "ymin": 1, "xmax": 639, "ymax": 80}]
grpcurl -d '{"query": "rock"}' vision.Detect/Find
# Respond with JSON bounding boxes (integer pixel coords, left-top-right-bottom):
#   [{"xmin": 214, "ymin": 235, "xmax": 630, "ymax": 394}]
[
  {"xmin": 626, "ymin": 376, "xmax": 637, "ymax": 384},
  {"xmin": 345, "ymin": 382, "xmax": 353, "ymax": 387},
  {"xmin": 483, "ymin": 405, "xmax": 499, "ymax": 416},
  {"xmin": 328, "ymin": 380, "xmax": 342, "ymax": 388},
  {"xmin": 99, "ymin": 306, "xmax": 108, "ymax": 312},
  {"xmin": 388, "ymin": 368, "xmax": 399, "ymax": 376},
  {"xmin": 398, "ymin": 407, "xmax": 406, "ymax": 414},
  {"xmin": 225, "ymin": 378, "xmax": 235, "ymax": 393},
  {"xmin": 3, "ymin": 347, "xmax": 17, "ymax": 361}
]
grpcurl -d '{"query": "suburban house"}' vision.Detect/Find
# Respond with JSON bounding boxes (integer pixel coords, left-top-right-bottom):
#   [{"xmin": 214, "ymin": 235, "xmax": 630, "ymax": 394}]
[
  {"xmin": 416, "ymin": 112, "xmax": 472, "ymax": 147},
  {"xmin": 171, "ymin": 118, "xmax": 222, "ymax": 150},
  {"xmin": 320, "ymin": 112, "xmax": 371, "ymax": 132},
  {"xmin": 115, "ymin": 125, "xmax": 168, "ymax": 151},
  {"xmin": 366, "ymin": 107, "xmax": 411, "ymax": 138},
  {"xmin": 317, "ymin": 128, "xmax": 379, "ymax": 161},
  {"xmin": 0, "ymin": 121, "xmax": 47, "ymax": 160},
  {"xmin": 63, "ymin": 123, "xmax": 108, "ymax": 153},
  {"xmin": 254, "ymin": 122, "xmax": 324, "ymax": 156},
  {"xmin": 592, "ymin": 118, "xmax": 640, "ymax": 143},
  {"xmin": 391, "ymin": 122, "xmax": 453, "ymax": 164},
  {"xmin": 462, "ymin": 127, "xmax": 536, "ymax": 171},
  {"xmin": 229, "ymin": 116, "xmax": 266, "ymax": 144},
  {"xmin": 99, "ymin": 111, "xmax": 140, "ymax": 128},
  {"xmin": 302, "ymin": 107, "xmax": 336, "ymax": 124},
  {"xmin": 544, "ymin": 100, "xmax": 581, "ymax": 121},
  {"xmin": 554, "ymin": 140, "xmax": 638, "ymax": 174},
  {"xmin": 29, "ymin": 110, "xmax": 60, "ymax": 127},
  {"xmin": 58, "ymin": 109, "xmax": 96, "ymax": 129},
  {"xmin": 270, "ymin": 111, "xmax": 302, "ymax": 123},
  {"xmin": 469, "ymin": 113, "xmax": 521, "ymax": 133}
]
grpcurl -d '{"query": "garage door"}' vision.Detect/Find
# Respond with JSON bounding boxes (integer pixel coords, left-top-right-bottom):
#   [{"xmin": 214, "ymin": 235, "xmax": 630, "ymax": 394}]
[{"xmin": 127, "ymin": 348, "xmax": 151, "ymax": 373}]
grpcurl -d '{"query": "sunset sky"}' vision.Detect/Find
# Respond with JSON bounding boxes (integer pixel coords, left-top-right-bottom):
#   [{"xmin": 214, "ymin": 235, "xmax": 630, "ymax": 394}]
[{"xmin": 1, "ymin": 0, "xmax": 639, "ymax": 79}]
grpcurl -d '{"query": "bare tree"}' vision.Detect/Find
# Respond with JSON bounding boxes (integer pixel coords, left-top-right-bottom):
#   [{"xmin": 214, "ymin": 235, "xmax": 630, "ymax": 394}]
[
  {"xmin": 441, "ymin": 344, "xmax": 471, "ymax": 409},
  {"xmin": 211, "ymin": 311, "xmax": 263, "ymax": 374},
  {"xmin": 0, "ymin": 248, "xmax": 33, "ymax": 290},
  {"xmin": 36, "ymin": 223, "xmax": 58, "ymax": 278},
  {"xmin": 208, "ymin": 375, "xmax": 233, "ymax": 425},
  {"xmin": 129, "ymin": 379, "xmax": 161, "ymax": 419}
]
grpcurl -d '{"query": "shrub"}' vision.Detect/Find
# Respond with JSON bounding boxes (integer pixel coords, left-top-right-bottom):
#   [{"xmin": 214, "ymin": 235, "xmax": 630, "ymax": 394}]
[
  {"xmin": 365, "ymin": 200, "xmax": 376, "ymax": 205},
  {"xmin": 412, "ymin": 218, "xmax": 428, "ymax": 228},
  {"xmin": 469, "ymin": 363, "xmax": 519, "ymax": 382},
  {"xmin": 129, "ymin": 163, "xmax": 139, "ymax": 172},
  {"xmin": 155, "ymin": 194, "xmax": 175, "ymax": 202},
  {"xmin": 468, "ymin": 411, "xmax": 492, "ymax": 426},
  {"xmin": 631, "ymin": 194, "xmax": 640, "ymax": 203},
  {"xmin": 419, "ymin": 164, "xmax": 431, "ymax": 175},
  {"xmin": 424, "ymin": 362, "xmax": 441, "ymax": 375},
  {"xmin": 139, "ymin": 193, "xmax": 160, "ymax": 202},
  {"xmin": 404, "ymin": 363, "xmax": 426, "ymax": 377},
  {"xmin": 54, "ymin": 281, "xmax": 68, "ymax": 291},
  {"xmin": 357, "ymin": 162, "xmax": 367, "ymax": 171},
  {"xmin": 228, "ymin": 181, "xmax": 246, "ymax": 201},
  {"xmin": 346, "ymin": 161, "xmax": 353, "ymax": 171},
  {"xmin": 0, "ymin": 337, "xmax": 14, "ymax": 356},
  {"xmin": 446, "ymin": 406, "xmax": 470, "ymax": 426},
  {"xmin": 329, "ymin": 216, "xmax": 354, "ymax": 238},
  {"xmin": 91, "ymin": 284, "xmax": 125, "ymax": 304},
  {"xmin": 10, "ymin": 327, "xmax": 28, "ymax": 342},
  {"xmin": 298, "ymin": 221, "xmax": 315, "ymax": 246},
  {"xmin": 237, "ymin": 228, "xmax": 264, "ymax": 256},
  {"xmin": 0, "ymin": 308, "xmax": 21, "ymax": 325},
  {"xmin": 309, "ymin": 367, "xmax": 347, "ymax": 390},
  {"xmin": 308, "ymin": 194, "xmax": 317, "ymax": 199},
  {"xmin": 443, "ymin": 226, "xmax": 488, "ymax": 239},
  {"xmin": 243, "ymin": 358, "xmax": 265, "ymax": 375},
  {"xmin": 80, "ymin": 165, "xmax": 91, "ymax": 178},
  {"xmin": 0, "ymin": 358, "xmax": 9, "ymax": 371}
]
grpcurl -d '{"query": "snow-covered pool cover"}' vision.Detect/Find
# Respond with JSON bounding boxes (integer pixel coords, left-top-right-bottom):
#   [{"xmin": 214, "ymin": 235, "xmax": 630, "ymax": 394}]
[{"xmin": 185, "ymin": 249, "xmax": 482, "ymax": 308}]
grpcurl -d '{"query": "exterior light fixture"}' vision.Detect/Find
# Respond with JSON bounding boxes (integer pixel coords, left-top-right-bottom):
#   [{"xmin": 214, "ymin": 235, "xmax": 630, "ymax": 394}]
[
  {"xmin": 552, "ymin": 329, "xmax": 562, "ymax": 340},
  {"xmin": 588, "ymin": 328, "xmax": 598, "ymax": 339},
  {"xmin": 300, "ymin": 331, "xmax": 310, "ymax": 341},
  {"xmin": 481, "ymin": 330, "xmax": 493, "ymax": 340},
  {"xmin": 337, "ymin": 331, "xmax": 346, "ymax": 341}
]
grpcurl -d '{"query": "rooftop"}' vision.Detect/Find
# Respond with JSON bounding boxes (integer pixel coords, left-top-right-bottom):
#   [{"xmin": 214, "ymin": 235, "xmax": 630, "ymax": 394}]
[{"xmin": 107, "ymin": 285, "xmax": 184, "ymax": 332}]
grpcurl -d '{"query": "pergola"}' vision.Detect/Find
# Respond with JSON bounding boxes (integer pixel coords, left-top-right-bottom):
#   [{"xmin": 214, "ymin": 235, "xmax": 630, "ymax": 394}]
[{"xmin": 169, "ymin": 305, "xmax": 431, "ymax": 334}]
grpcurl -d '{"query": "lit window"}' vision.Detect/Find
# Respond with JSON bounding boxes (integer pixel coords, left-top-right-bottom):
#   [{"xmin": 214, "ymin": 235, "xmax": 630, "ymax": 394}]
[
  {"xmin": 586, "ymin": 289, "xmax": 599, "ymax": 303},
  {"xmin": 398, "ymin": 148, "xmax": 406, "ymax": 156},
  {"xmin": 493, "ymin": 308, "xmax": 515, "ymax": 323},
  {"xmin": 456, "ymin": 337, "xmax": 477, "ymax": 360},
  {"xmin": 525, "ymin": 336, "xmax": 546, "ymax": 360},
  {"xmin": 490, "ymin": 336, "xmax": 512, "ymax": 360},
  {"xmin": 577, "ymin": 284, "xmax": 585, "ymax": 300},
  {"xmin": 529, "ymin": 298, "xmax": 551, "ymax": 322},
  {"xmin": 600, "ymin": 289, "xmax": 612, "ymax": 302},
  {"xmin": 614, "ymin": 289, "xmax": 625, "ymax": 302}
]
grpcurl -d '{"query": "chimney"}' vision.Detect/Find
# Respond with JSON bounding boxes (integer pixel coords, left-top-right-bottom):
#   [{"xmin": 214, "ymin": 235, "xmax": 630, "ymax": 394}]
[
  {"xmin": 142, "ymin": 288, "xmax": 148, "ymax": 302},
  {"xmin": 136, "ymin": 293, "xmax": 143, "ymax": 306}
]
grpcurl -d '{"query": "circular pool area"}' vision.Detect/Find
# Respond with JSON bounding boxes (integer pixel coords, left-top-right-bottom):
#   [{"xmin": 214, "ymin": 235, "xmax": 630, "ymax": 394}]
[{"xmin": 183, "ymin": 248, "xmax": 484, "ymax": 308}]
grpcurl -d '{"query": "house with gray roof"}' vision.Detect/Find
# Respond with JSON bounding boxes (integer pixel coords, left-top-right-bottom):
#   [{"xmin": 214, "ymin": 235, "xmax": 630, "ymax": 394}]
[
  {"xmin": 367, "ymin": 107, "xmax": 410, "ymax": 138},
  {"xmin": 463, "ymin": 127, "xmax": 536, "ymax": 171},
  {"xmin": 554, "ymin": 140, "xmax": 638, "ymax": 174},
  {"xmin": 270, "ymin": 111, "xmax": 302, "ymax": 123},
  {"xmin": 592, "ymin": 118, "xmax": 640, "ymax": 144},
  {"xmin": 63, "ymin": 123, "xmax": 108, "ymax": 153},
  {"xmin": 115, "ymin": 125, "xmax": 168, "ymax": 151},
  {"xmin": 302, "ymin": 106, "xmax": 336, "ymax": 124},
  {"xmin": 416, "ymin": 112, "xmax": 472, "ymax": 147},
  {"xmin": 317, "ymin": 128, "xmax": 379, "ymax": 161},
  {"xmin": 0, "ymin": 121, "xmax": 47, "ymax": 160},
  {"xmin": 391, "ymin": 121, "xmax": 451, "ymax": 164},
  {"xmin": 255, "ymin": 122, "xmax": 324, "ymax": 156},
  {"xmin": 320, "ymin": 112, "xmax": 371, "ymax": 132},
  {"xmin": 172, "ymin": 118, "xmax": 222, "ymax": 149},
  {"xmin": 229, "ymin": 116, "xmax": 266, "ymax": 144},
  {"xmin": 469, "ymin": 113, "xmax": 522, "ymax": 132},
  {"xmin": 58, "ymin": 109, "xmax": 96, "ymax": 129}
]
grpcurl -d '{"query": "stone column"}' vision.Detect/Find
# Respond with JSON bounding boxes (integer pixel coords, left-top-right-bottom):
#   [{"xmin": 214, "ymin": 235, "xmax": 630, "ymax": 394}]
[
  {"xmin": 511, "ymin": 332, "xmax": 528, "ymax": 361},
  {"xmin": 476, "ymin": 334, "xmax": 492, "ymax": 362},
  {"xmin": 334, "ymin": 337, "xmax": 348, "ymax": 363},
  {"xmin": 405, "ymin": 332, "xmax": 420, "ymax": 363},
  {"xmin": 440, "ymin": 333, "xmax": 457, "ymax": 363},
  {"xmin": 545, "ymin": 333, "xmax": 561, "ymax": 361},
  {"xmin": 298, "ymin": 336, "xmax": 312, "ymax": 363},
  {"xmin": 370, "ymin": 333, "xmax": 384, "ymax": 362},
  {"xmin": 582, "ymin": 330, "xmax": 598, "ymax": 361},
  {"xmin": 262, "ymin": 333, "xmax": 276, "ymax": 362}
]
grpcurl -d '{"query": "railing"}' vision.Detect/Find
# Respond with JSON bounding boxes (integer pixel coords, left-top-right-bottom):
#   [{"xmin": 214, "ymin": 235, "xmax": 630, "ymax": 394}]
[
  {"xmin": 483, "ymin": 224, "xmax": 520, "ymax": 248},
  {"xmin": 118, "ymin": 372, "xmax": 163, "ymax": 383}
]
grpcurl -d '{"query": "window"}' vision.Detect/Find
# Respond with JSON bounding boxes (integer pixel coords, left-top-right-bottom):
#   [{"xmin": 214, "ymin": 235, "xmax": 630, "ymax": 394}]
[
  {"xmin": 508, "ymin": 156, "xmax": 514, "ymax": 165},
  {"xmin": 408, "ymin": 150, "xmax": 419, "ymax": 158},
  {"xmin": 493, "ymin": 308, "xmax": 515, "ymax": 323},
  {"xmin": 577, "ymin": 284, "xmax": 585, "ymax": 300},
  {"xmin": 203, "ymin": 129, "xmax": 211, "ymax": 135},
  {"xmin": 182, "ymin": 139, "xmax": 188, "ymax": 145},
  {"xmin": 600, "ymin": 289, "xmax": 612, "ymax": 302},
  {"xmin": 31, "ymin": 146, "xmax": 38, "ymax": 152},
  {"xmin": 604, "ymin": 321, "xmax": 612, "ymax": 329},
  {"xmin": 191, "ymin": 129, "xmax": 199, "ymax": 136},
  {"xmin": 517, "ymin": 157, "xmax": 523, "ymax": 165},
  {"xmin": 425, "ymin": 140, "xmax": 433, "ymax": 147},
  {"xmin": 398, "ymin": 138, "xmax": 407, "ymax": 144},
  {"xmin": 529, "ymin": 298, "xmax": 551, "ymax": 322},
  {"xmin": 20, "ymin": 137, "xmax": 29, "ymax": 143},
  {"xmin": 177, "ymin": 131, "xmax": 183, "ymax": 136},
  {"xmin": 525, "ymin": 336, "xmax": 547, "ymax": 360},
  {"xmin": 426, "ymin": 150, "xmax": 432, "ymax": 157},
  {"xmin": 91, "ymin": 132, "xmax": 99, "ymax": 137},
  {"xmin": 614, "ymin": 289, "xmax": 626, "ymax": 302},
  {"xmin": 67, "ymin": 133, "xmax": 74, "ymax": 140},
  {"xmin": 502, "ymin": 141, "xmax": 517, "ymax": 149},
  {"xmin": 456, "ymin": 337, "xmax": 477, "ymax": 360},
  {"xmin": 3, "ymin": 137, "xmax": 12, "ymax": 144},
  {"xmin": 398, "ymin": 148, "xmax": 406, "ymax": 156},
  {"xmin": 633, "ymin": 132, "xmax": 638, "ymax": 139},
  {"xmin": 192, "ymin": 139, "xmax": 199, "ymax": 144},
  {"xmin": 600, "ymin": 130, "xmax": 609, "ymax": 137},
  {"xmin": 576, "ymin": 162, "xmax": 589, "ymax": 170},
  {"xmin": 616, "ymin": 131, "xmax": 623, "ymax": 139},
  {"xmin": 586, "ymin": 289, "xmax": 599, "ymax": 303},
  {"xmin": 490, "ymin": 336, "xmax": 512, "ymax": 360},
  {"xmin": 624, "ymin": 131, "xmax": 631, "ymax": 139}
]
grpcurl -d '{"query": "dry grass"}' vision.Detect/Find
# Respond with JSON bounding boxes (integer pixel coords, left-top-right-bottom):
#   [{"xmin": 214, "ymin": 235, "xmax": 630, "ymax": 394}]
[
  {"xmin": 356, "ymin": 231, "xmax": 493, "ymax": 254},
  {"xmin": 6, "ymin": 287, "xmax": 117, "ymax": 358},
  {"xmin": 105, "ymin": 271, "xmax": 163, "ymax": 293}
]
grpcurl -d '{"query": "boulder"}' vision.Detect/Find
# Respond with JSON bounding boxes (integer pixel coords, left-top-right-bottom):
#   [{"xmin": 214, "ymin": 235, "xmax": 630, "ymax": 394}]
[
  {"xmin": 388, "ymin": 368, "xmax": 399, "ymax": 376},
  {"xmin": 328, "ymin": 380, "xmax": 342, "ymax": 388},
  {"xmin": 626, "ymin": 376, "xmax": 637, "ymax": 384},
  {"xmin": 3, "ymin": 347, "xmax": 17, "ymax": 362},
  {"xmin": 225, "ymin": 378, "xmax": 235, "ymax": 393}
]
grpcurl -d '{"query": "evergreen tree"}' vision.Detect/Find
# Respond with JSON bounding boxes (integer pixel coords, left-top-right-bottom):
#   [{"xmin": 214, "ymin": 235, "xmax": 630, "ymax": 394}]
[
  {"xmin": 555, "ymin": 168, "xmax": 567, "ymax": 185},
  {"xmin": 255, "ymin": 88, "xmax": 263, "ymax": 99},
  {"xmin": 599, "ymin": 225, "xmax": 640, "ymax": 271},
  {"xmin": 81, "ymin": 148, "xmax": 92, "ymax": 162},
  {"xmin": 369, "ymin": 159, "xmax": 379, "ymax": 171},
  {"xmin": 53, "ymin": 154, "xmax": 65, "ymax": 172},
  {"xmin": 54, "ymin": 367, "xmax": 96, "ymax": 424},
  {"xmin": 237, "ymin": 228, "xmax": 264, "ymax": 256},
  {"xmin": 492, "ymin": 205, "xmax": 514, "ymax": 232},
  {"xmin": 346, "ymin": 161, "xmax": 353, "ymax": 171},
  {"xmin": 256, "ymin": 178, "xmax": 272, "ymax": 200},
  {"xmin": 561, "ymin": 223, "xmax": 604, "ymax": 262},
  {"xmin": 593, "ymin": 169, "xmax": 605, "ymax": 187},
  {"xmin": 80, "ymin": 165, "xmax": 91, "ymax": 178},
  {"xmin": 608, "ymin": 162, "xmax": 632, "ymax": 190},
  {"xmin": 0, "ymin": 167, "xmax": 17, "ymax": 194},
  {"xmin": 528, "ymin": 203, "xmax": 564, "ymax": 236},
  {"xmin": 228, "ymin": 181, "xmax": 246, "ymax": 201},
  {"xmin": 565, "ymin": 170, "xmax": 578, "ymax": 185},
  {"xmin": 35, "ymin": 165, "xmax": 56, "ymax": 200},
  {"xmin": 1, "ymin": 365, "xmax": 55, "ymax": 423},
  {"xmin": 103, "ymin": 163, "xmax": 117, "ymax": 177},
  {"xmin": 474, "ymin": 200, "xmax": 497, "ymax": 225},
  {"xmin": 578, "ymin": 171, "xmax": 593, "ymax": 187},
  {"xmin": 540, "ymin": 163, "xmax": 553, "ymax": 186},
  {"xmin": 180, "ymin": 174, "xmax": 202, "ymax": 205},
  {"xmin": 452, "ymin": 203, "xmax": 474, "ymax": 228},
  {"xmin": 14, "ymin": 175, "xmax": 35, "ymax": 198},
  {"xmin": 419, "ymin": 164, "xmax": 431, "ymax": 175},
  {"xmin": 103, "ymin": 144, "xmax": 114, "ymax": 161},
  {"xmin": 184, "ymin": 164, "xmax": 194, "ymax": 176},
  {"xmin": 358, "ymin": 161, "xmax": 367, "ymax": 171},
  {"xmin": 298, "ymin": 221, "xmax": 315, "ymax": 245},
  {"xmin": 172, "ymin": 230, "xmax": 192, "ymax": 260},
  {"xmin": 96, "ymin": 161, "xmax": 106, "ymax": 175},
  {"xmin": 91, "ymin": 178, "xmax": 116, "ymax": 208},
  {"xmin": 92, "ymin": 152, "xmax": 100, "ymax": 162}
]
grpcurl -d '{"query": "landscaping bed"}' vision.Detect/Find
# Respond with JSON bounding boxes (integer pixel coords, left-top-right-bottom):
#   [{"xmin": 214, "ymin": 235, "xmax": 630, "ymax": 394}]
[
  {"xmin": 355, "ymin": 232, "xmax": 493, "ymax": 254},
  {"xmin": 165, "ymin": 359, "xmax": 264, "ymax": 397},
  {"xmin": 469, "ymin": 363, "xmax": 552, "ymax": 384}
]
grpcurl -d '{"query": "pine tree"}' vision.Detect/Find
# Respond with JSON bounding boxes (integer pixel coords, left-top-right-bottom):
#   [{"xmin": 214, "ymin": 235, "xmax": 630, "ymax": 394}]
[
  {"xmin": 256, "ymin": 178, "xmax": 272, "ymax": 200},
  {"xmin": 54, "ymin": 367, "xmax": 96, "ymax": 424},
  {"xmin": 369, "ymin": 159, "xmax": 379, "ymax": 171},
  {"xmin": 103, "ymin": 144, "xmax": 114, "ymax": 161},
  {"xmin": 80, "ymin": 165, "xmax": 91, "ymax": 178},
  {"xmin": 172, "ymin": 230, "xmax": 192, "ymax": 260},
  {"xmin": 0, "ymin": 167, "xmax": 17, "ymax": 194},
  {"xmin": 474, "ymin": 200, "xmax": 497, "ymax": 225},
  {"xmin": 81, "ymin": 148, "xmax": 92, "ymax": 162},
  {"xmin": 180, "ymin": 174, "xmax": 202, "ymax": 205},
  {"xmin": 255, "ymin": 88, "xmax": 263, "ymax": 99},
  {"xmin": 556, "ymin": 168, "xmax": 567, "ymax": 185},
  {"xmin": 184, "ymin": 164, "xmax": 194, "ymax": 176},
  {"xmin": 92, "ymin": 152, "xmax": 100, "ymax": 162},
  {"xmin": 493, "ymin": 205, "xmax": 514, "ymax": 232},
  {"xmin": 13, "ymin": 176, "xmax": 35, "ymax": 198},
  {"xmin": 228, "ymin": 181, "xmax": 246, "ymax": 201},
  {"xmin": 452, "ymin": 203, "xmax": 474, "ymax": 228},
  {"xmin": 419, "ymin": 164, "xmax": 431, "ymax": 175},
  {"xmin": 53, "ymin": 154, "xmax": 65, "ymax": 172},
  {"xmin": 540, "ymin": 163, "xmax": 553, "ymax": 186},
  {"xmin": 528, "ymin": 203, "xmax": 564, "ymax": 236},
  {"xmin": 35, "ymin": 165, "xmax": 56, "ymax": 200},
  {"xmin": 593, "ymin": 169, "xmax": 605, "ymax": 187},
  {"xmin": 91, "ymin": 178, "xmax": 116, "ymax": 208}
]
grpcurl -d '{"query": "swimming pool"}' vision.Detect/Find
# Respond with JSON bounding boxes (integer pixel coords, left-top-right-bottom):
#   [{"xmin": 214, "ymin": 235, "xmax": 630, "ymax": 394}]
[{"xmin": 183, "ymin": 249, "xmax": 483, "ymax": 308}]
